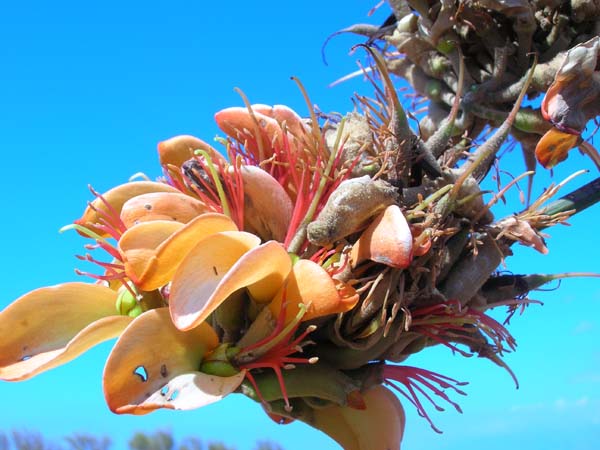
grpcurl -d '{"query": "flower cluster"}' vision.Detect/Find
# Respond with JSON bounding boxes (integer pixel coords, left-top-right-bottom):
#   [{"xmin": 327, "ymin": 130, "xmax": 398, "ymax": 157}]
[{"xmin": 2, "ymin": 2, "xmax": 599, "ymax": 449}]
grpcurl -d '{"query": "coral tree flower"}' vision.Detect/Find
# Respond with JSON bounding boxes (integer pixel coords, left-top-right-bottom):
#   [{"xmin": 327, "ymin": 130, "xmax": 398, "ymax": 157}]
[{"xmin": 1, "ymin": 98, "xmax": 417, "ymax": 450}]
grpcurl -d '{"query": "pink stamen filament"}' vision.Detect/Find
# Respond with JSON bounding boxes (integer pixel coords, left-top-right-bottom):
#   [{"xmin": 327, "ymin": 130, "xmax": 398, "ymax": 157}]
[
  {"xmin": 87, "ymin": 186, "xmax": 127, "ymax": 235},
  {"xmin": 411, "ymin": 300, "xmax": 517, "ymax": 354},
  {"xmin": 238, "ymin": 292, "xmax": 316, "ymax": 413},
  {"xmin": 384, "ymin": 365, "xmax": 467, "ymax": 434}
]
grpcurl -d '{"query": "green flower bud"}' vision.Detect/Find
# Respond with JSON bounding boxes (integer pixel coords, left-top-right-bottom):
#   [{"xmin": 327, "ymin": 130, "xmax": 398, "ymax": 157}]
[
  {"xmin": 288, "ymin": 252, "xmax": 300, "ymax": 265},
  {"xmin": 116, "ymin": 283, "xmax": 142, "ymax": 317},
  {"xmin": 436, "ymin": 39, "xmax": 455, "ymax": 55},
  {"xmin": 426, "ymin": 80, "xmax": 442, "ymax": 101},
  {"xmin": 200, "ymin": 360, "xmax": 239, "ymax": 377},
  {"xmin": 200, "ymin": 343, "xmax": 240, "ymax": 377}
]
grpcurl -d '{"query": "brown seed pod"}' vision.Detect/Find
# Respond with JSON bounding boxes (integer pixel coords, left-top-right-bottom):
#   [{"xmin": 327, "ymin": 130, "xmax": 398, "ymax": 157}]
[{"xmin": 307, "ymin": 176, "xmax": 398, "ymax": 246}]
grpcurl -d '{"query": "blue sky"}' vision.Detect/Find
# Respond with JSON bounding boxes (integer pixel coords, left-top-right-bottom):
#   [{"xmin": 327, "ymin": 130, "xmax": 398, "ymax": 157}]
[{"xmin": 1, "ymin": 1, "xmax": 599, "ymax": 449}]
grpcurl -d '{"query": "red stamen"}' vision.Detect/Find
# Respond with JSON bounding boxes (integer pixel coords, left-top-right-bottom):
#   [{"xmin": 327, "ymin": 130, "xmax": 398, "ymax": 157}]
[
  {"xmin": 75, "ymin": 254, "xmax": 124, "ymax": 270},
  {"xmin": 384, "ymin": 364, "xmax": 467, "ymax": 434},
  {"xmin": 87, "ymin": 186, "xmax": 127, "ymax": 235},
  {"xmin": 238, "ymin": 290, "xmax": 316, "ymax": 413},
  {"xmin": 411, "ymin": 300, "xmax": 517, "ymax": 354}
]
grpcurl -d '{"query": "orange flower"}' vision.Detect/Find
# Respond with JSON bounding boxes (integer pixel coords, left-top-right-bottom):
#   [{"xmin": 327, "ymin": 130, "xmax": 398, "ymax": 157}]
[
  {"xmin": 534, "ymin": 127, "xmax": 579, "ymax": 169},
  {"xmin": 0, "ymin": 99, "xmax": 414, "ymax": 450}
]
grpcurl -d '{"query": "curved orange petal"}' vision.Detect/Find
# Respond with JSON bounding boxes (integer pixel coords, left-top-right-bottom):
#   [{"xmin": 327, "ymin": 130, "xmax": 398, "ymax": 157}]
[
  {"xmin": 120, "ymin": 192, "xmax": 209, "ymax": 228},
  {"xmin": 541, "ymin": 77, "xmax": 561, "ymax": 123},
  {"xmin": 0, "ymin": 282, "xmax": 131, "ymax": 381},
  {"xmin": 157, "ymin": 135, "xmax": 223, "ymax": 168},
  {"xmin": 103, "ymin": 308, "xmax": 235, "ymax": 415},
  {"xmin": 76, "ymin": 181, "xmax": 180, "ymax": 237},
  {"xmin": 251, "ymin": 104, "xmax": 308, "ymax": 138},
  {"xmin": 535, "ymin": 127, "xmax": 578, "ymax": 169},
  {"xmin": 119, "ymin": 213, "xmax": 238, "ymax": 291},
  {"xmin": 237, "ymin": 165, "xmax": 293, "ymax": 242},
  {"xmin": 169, "ymin": 236, "xmax": 294, "ymax": 331},
  {"xmin": 269, "ymin": 259, "xmax": 359, "ymax": 323},
  {"xmin": 215, "ymin": 107, "xmax": 282, "ymax": 161},
  {"xmin": 119, "ymin": 220, "xmax": 184, "ymax": 285},
  {"xmin": 351, "ymin": 205, "xmax": 413, "ymax": 269},
  {"xmin": 312, "ymin": 385, "xmax": 405, "ymax": 450}
]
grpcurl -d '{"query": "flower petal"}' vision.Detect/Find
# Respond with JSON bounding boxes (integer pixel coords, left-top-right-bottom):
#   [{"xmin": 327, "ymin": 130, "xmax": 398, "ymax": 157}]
[
  {"xmin": 120, "ymin": 192, "xmax": 209, "ymax": 228},
  {"xmin": 215, "ymin": 107, "xmax": 283, "ymax": 161},
  {"xmin": 311, "ymin": 385, "xmax": 405, "ymax": 450},
  {"xmin": 0, "ymin": 282, "xmax": 131, "ymax": 381},
  {"xmin": 169, "ymin": 235, "xmax": 293, "ymax": 331},
  {"xmin": 119, "ymin": 220, "xmax": 184, "ymax": 284},
  {"xmin": 103, "ymin": 307, "xmax": 227, "ymax": 414},
  {"xmin": 76, "ymin": 181, "xmax": 180, "ymax": 237},
  {"xmin": 534, "ymin": 127, "xmax": 579, "ymax": 168},
  {"xmin": 351, "ymin": 205, "xmax": 413, "ymax": 268},
  {"xmin": 119, "ymin": 213, "xmax": 238, "ymax": 291},
  {"xmin": 157, "ymin": 135, "xmax": 223, "ymax": 168},
  {"xmin": 237, "ymin": 165, "xmax": 293, "ymax": 242},
  {"xmin": 250, "ymin": 104, "xmax": 309, "ymax": 138},
  {"xmin": 135, "ymin": 371, "xmax": 247, "ymax": 412},
  {"xmin": 269, "ymin": 259, "xmax": 359, "ymax": 323}
]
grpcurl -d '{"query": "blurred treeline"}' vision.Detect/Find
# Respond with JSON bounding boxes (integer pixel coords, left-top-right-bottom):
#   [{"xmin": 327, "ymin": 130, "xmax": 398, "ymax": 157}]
[{"xmin": 0, "ymin": 430, "xmax": 283, "ymax": 450}]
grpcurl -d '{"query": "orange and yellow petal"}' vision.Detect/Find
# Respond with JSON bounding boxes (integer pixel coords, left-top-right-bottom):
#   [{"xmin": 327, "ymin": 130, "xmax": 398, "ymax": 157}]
[
  {"xmin": 237, "ymin": 165, "xmax": 293, "ymax": 242},
  {"xmin": 351, "ymin": 205, "xmax": 413, "ymax": 269},
  {"xmin": 157, "ymin": 134, "xmax": 224, "ymax": 169},
  {"xmin": 169, "ymin": 236, "xmax": 293, "ymax": 331},
  {"xmin": 311, "ymin": 385, "xmax": 405, "ymax": 450},
  {"xmin": 535, "ymin": 127, "xmax": 579, "ymax": 169},
  {"xmin": 269, "ymin": 259, "xmax": 359, "ymax": 323},
  {"xmin": 103, "ymin": 308, "xmax": 242, "ymax": 414},
  {"xmin": 215, "ymin": 107, "xmax": 283, "ymax": 161},
  {"xmin": 118, "ymin": 213, "xmax": 238, "ymax": 291},
  {"xmin": 0, "ymin": 282, "xmax": 131, "ymax": 381},
  {"xmin": 120, "ymin": 192, "xmax": 209, "ymax": 228},
  {"xmin": 251, "ymin": 104, "xmax": 308, "ymax": 138},
  {"xmin": 119, "ymin": 220, "xmax": 184, "ymax": 284},
  {"xmin": 77, "ymin": 181, "xmax": 180, "ymax": 237}
]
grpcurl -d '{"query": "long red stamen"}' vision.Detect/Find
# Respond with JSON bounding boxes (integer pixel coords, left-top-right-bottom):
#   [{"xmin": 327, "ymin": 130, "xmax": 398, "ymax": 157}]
[
  {"xmin": 411, "ymin": 300, "xmax": 517, "ymax": 354},
  {"xmin": 238, "ymin": 291, "xmax": 316, "ymax": 413},
  {"xmin": 87, "ymin": 186, "xmax": 127, "ymax": 235},
  {"xmin": 384, "ymin": 364, "xmax": 467, "ymax": 433}
]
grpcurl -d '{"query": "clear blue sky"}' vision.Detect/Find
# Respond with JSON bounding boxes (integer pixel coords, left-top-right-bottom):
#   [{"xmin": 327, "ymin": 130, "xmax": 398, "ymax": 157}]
[{"xmin": 1, "ymin": 1, "xmax": 599, "ymax": 449}]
